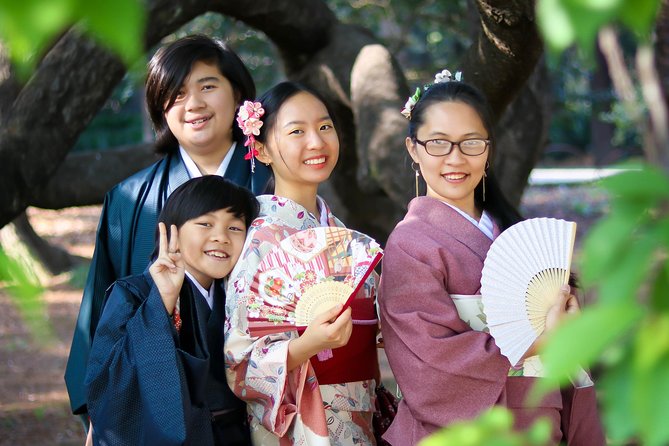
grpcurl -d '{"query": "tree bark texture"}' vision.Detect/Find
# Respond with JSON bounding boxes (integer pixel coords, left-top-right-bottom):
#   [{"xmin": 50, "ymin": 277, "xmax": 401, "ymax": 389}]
[{"xmin": 1, "ymin": 0, "xmax": 543, "ymax": 239}]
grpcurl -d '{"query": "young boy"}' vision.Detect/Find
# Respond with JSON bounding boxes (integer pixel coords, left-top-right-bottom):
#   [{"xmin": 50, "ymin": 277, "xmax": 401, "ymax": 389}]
[{"xmin": 85, "ymin": 176, "xmax": 258, "ymax": 445}]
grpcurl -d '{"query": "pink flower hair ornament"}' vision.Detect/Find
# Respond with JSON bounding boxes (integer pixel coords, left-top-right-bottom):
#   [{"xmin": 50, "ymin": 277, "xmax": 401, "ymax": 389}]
[{"xmin": 236, "ymin": 100, "xmax": 265, "ymax": 173}]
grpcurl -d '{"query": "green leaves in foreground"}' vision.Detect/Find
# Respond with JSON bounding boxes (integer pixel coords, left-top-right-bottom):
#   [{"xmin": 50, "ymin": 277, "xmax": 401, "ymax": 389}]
[
  {"xmin": 419, "ymin": 407, "xmax": 550, "ymax": 446},
  {"xmin": 539, "ymin": 165, "xmax": 669, "ymax": 446},
  {"xmin": 536, "ymin": 0, "xmax": 661, "ymax": 56},
  {"xmin": 0, "ymin": 0, "xmax": 145, "ymax": 79},
  {"xmin": 0, "ymin": 248, "xmax": 52, "ymax": 345}
]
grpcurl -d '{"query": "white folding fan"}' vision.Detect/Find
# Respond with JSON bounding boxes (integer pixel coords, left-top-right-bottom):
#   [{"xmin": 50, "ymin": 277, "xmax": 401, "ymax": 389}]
[
  {"xmin": 480, "ymin": 217, "xmax": 577, "ymax": 366},
  {"xmin": 246, "ymin": 227, "xmax": 383, "ymax": 336}
]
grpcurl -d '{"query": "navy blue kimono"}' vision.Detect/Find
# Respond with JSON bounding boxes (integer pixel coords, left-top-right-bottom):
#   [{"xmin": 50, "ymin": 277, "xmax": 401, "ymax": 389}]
[
  {"xmin": 66, "ymin": 147, "xmax": 269, "ymax": 415},
  {"xmin": 85, "ymin": 272, "xmax": 249, "ymax": 446}
]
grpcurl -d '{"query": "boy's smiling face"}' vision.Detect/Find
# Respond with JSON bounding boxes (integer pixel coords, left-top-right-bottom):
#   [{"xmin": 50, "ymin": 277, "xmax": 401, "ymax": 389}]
[{"xmin": 177, "ymin": 208, "xmax": 247, "ymax": 289}]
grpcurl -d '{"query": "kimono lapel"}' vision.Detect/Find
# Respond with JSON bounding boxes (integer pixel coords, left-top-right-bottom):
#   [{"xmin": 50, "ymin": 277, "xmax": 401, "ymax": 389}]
[
  {"xmin": 167, "ymin": 151, "xmax": 191, "ymax": 198},
  {"xmin": 408, "ymin": 196, "xmax": 495, "ymax": 262},
  {"xmin": 257, "ymin": 195, "xmax": 339, "ymax": 230}
]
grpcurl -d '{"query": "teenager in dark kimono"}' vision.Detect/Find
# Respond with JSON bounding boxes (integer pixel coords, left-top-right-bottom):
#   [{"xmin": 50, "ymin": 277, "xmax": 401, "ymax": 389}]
[
  {"xmin": 86, "ymin": 176, "xmax": 258, "ymax": 445},
  {"xmin": 378, "ymin": 72, "xmax": 605, "ymax": 445},
  {"xmin": 65, "ymin": 35, "xmax": 270, "ymax": 423}
]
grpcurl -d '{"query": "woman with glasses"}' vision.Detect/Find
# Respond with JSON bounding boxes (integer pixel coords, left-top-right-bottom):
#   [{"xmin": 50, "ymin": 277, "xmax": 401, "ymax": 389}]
[{"xmin": 377, "ymin": 73, "xmax": 604, "ymax": 445}]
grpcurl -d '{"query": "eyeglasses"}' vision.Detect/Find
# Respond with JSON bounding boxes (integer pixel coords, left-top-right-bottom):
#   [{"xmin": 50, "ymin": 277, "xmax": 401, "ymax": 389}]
[{"xmin": 414, "ymin": 138, "xmax": 489, "ymax": 157}]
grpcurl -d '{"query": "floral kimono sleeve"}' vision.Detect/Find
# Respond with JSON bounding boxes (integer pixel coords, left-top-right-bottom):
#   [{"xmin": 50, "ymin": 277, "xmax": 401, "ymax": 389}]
[{"xmin": 224, "ymin": 222, "xmax": 328, "ymax": 440}]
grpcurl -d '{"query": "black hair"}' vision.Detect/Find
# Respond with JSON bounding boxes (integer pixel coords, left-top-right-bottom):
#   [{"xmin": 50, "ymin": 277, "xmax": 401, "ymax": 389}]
[
  {"xmin": 145, "ymin": 35, "xmax": 256, "ymax": 154},
  {"xmin": 408, "ymin": 81, "xmax": 523, "ymax": 231},
  {"xmin": 152, "ymin": 176, "xmax": 259, "ymax": 258}
]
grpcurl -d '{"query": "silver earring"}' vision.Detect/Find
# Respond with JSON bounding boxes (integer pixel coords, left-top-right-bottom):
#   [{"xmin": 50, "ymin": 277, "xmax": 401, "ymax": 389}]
[
  {"xmin": 411, "ymin": 161, "xmax": 420, "ymax": 197},
  {"xmin": 482, "ymin": 161, "xmax": 489, "ymax": 202}
]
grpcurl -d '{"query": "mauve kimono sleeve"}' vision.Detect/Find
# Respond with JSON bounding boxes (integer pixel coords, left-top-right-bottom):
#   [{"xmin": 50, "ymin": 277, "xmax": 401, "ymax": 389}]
[
  {"xmin": 379, "ymin": 232, "xmax": 510, "ymax": 429},
  {"xmin": 85, "ymin": 281, "xmax": 189, "ymax": 446},
  {"xmin": 224, "ymin": 226, "xmax": 315, "ymax": 437}
]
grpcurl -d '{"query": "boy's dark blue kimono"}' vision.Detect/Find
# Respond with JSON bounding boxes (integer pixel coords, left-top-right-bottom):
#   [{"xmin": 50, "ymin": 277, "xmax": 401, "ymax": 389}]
[
  {"xmin": 65, "ymin": 149, "xmax": 269, "ymax": 416},
  {"xmin": 85, "ymin": 271, "xmax": 250, "ymax": 446}
]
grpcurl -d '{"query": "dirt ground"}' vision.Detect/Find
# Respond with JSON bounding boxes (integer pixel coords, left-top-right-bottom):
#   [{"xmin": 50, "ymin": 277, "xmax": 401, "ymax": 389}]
[{"xmin": 0, "ymin": 185, "xmax": 609, "ymax": 446}]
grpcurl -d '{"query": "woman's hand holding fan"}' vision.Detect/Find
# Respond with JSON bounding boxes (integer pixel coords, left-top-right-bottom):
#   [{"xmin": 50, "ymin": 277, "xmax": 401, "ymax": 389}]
[
  {"xmin": 481, "ymin": 218, "xmax": 578, "ymax": 366},
  {"xmin": 287, "ymin": 304, "xmax": 353, "ymax": 371}
]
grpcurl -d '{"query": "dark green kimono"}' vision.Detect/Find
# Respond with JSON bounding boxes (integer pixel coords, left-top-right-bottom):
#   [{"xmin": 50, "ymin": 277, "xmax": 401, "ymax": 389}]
[{"xmin": 65, "ymin": 147, "xmax": 269, "ymax": 415}]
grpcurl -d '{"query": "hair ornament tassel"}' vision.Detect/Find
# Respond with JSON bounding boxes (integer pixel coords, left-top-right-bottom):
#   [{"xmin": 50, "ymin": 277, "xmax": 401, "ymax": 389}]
[
  {"xmin": 236, "ymin": 100, "xmax": 265, "ymax": 173},
  {"xmin": 401, "ymin": 69, "xmax": 463, "ymax": 120}
]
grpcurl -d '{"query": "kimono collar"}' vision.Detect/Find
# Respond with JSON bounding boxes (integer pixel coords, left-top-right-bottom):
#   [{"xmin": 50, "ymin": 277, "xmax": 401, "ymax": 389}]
[
  {"xmin": 256, "ymin": 194, "xmax": 338, "ymax": 229},
  {"xmin": 184, "ymin": 270, "xmax": 214, "ymax": 309},
  {"xmin": 406, "ymin": 196, "xmax": 500, "ymax": 261},
  {"xmin": 179, "ymin": 142, "xmax": 236, "ymax": 178}
]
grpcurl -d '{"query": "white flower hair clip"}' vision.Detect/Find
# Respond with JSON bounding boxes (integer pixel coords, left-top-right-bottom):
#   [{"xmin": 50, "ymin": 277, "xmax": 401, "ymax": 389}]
[
  {"xmin": 434, "ymin": 69, "xmax": 462, "ymax": 84},
  {"xmin": 401, "ymin": 68, "xmax": 463, "ymax": 120}
]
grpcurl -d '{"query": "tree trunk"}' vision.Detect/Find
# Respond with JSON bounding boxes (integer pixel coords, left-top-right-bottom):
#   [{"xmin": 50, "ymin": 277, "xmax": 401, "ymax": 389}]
[
  {"xmin": 590, "ymin": 46, "xmax": 616, "ymax": 166},
  {"xmin": 495, "ymin": 60, "xmax": 552, "ymax": 206},
  {"xmin": 461, "ymin": 0, "xmax": 544, "ymax": 121}
]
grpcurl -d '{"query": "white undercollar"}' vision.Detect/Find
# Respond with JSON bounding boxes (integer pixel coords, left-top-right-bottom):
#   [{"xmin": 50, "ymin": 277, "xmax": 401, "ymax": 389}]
[
  {"xmin": 184, "ymin": 270, "xmax": 214, "ymax": 309},
  {"xmin": 179, "ymin": 141, "xmax": 236, "ymax": 178},
  {"xmin": 441, "ymin": 201, "xmax": 494, "ymax": 240}
]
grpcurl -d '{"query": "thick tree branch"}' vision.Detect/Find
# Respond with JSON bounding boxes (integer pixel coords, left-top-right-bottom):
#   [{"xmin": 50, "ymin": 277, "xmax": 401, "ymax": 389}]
[
  {"xmin": 461, "ymin": 0, "xmax": 543, "ymax": 120},
  {"xmin": 0, "ymin": 0, "xmax": 208, "ymax": 228},
  {"xmin": 30, "ymin": 144, "xmax": 159, "ymax": 209},
  {"xmin": 210, "ymin": 0, "xmax": 336, "ymax": 55},
  {"xmin": 0, "ymin": 41, "xmax": 20, "ymax": 125}
]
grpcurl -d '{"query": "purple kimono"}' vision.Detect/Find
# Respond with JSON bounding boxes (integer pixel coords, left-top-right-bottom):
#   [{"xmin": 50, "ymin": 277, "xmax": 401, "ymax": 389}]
[{"xmin": 378, "ymin": 196, "xmax": 605, "ymax": 445}]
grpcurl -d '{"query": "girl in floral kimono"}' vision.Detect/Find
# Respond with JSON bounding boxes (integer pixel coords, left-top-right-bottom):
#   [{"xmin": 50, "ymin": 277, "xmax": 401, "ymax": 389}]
[
  {"xmin": 378, "ymin": 72, "xmax": 605, "ymax": 445},
  {"xmin": 225, "ymin": 82, "xmax": 380, "ymax": 445}
]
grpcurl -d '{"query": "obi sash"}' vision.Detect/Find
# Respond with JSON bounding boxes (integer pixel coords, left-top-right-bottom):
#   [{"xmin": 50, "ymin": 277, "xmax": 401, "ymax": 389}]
[
  {"xmin": 451, "ymin": 294, "xmax": 593, "ymax": 386},
  {"xmin": 306, "ymin": 297, "xmax": 379, "ymax": 385}
]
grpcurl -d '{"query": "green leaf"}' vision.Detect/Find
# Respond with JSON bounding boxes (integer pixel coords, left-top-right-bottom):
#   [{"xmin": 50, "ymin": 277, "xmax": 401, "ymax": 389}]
[
  {"xmin": 537, "ymin": 302, "xmax": 643, "ymax": 392},
  {"xmin": 79, "ymin": 0, "xmax": 145, "ymax": 66},
  {"xmin": 631, "ymin": 353, "xmax": 669, "ymax": 446},
  {"xmin": 595, "ymin": 230, "xmax": 658, "ymax": 303},
  {"xmin": 599, "ymin": 167, "xmax": 669, "ymax": 202},
  {"xmin": 536, "ymin": 0, "xmax": 576, "ymax": 54},
  {"xmin": 649, "ymin": 258, "xmax": 669, "ymax": 311},
  {"xmin": 0, "ymin": 0, "xmax": 144, "ymax": 78},
  {"xmin": 563, "ymin": 0, "xmax": 622, "ymax": 56},
  {"xmin": 580, "ymin": 215, "xmax": 639, "ymax": 286},
  {"xmin": 619, "ymin": 0, "xmax": 661, "ymax": 39},
  {"xmin": 600, "ymin": 361, "xmax": 637, "ymax": 442}
]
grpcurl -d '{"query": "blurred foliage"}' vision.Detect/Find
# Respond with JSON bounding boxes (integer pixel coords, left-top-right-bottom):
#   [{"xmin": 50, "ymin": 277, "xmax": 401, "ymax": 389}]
[
  {"xmin": 540, "ymin": 166, "xmax": 669, "ymax": 446},
  {"xmin": 534, "ymin": 1, "xmax": 669, "ymax": 446},
  {"xmin": 419, "ymin": 407, "xmax": 550, "ymax": 446},
  {"xmin": 537, "ymin": 0, "xmax": 660, "ymax": 56},
  {"xmin": 0, "ymin": 0, "xmax": 144, "ymax": 79},
  {"xmin": 0, "ymin": 248, "xmax": 52, "ymax": 345}
]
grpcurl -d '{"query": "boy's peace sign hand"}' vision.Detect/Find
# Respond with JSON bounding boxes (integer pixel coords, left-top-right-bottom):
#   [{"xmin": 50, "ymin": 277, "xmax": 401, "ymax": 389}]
[{"xmin": 149, "ymin": 222, "xmax": 184, "ymax": 315}]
